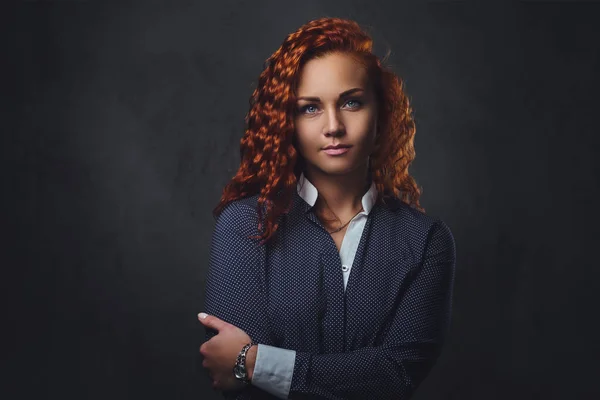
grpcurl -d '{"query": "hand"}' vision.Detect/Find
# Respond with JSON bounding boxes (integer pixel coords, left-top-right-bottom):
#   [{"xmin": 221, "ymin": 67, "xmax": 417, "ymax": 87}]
[{"xmin": 198, "ymin": 312, "xmax": 257, "ymax": 391}]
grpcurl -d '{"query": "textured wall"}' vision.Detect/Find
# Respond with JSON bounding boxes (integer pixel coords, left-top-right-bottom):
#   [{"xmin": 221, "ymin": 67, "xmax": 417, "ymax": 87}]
[{"xmin": 4, "ymin": 1, "xmax": 600, "ymax": 399}]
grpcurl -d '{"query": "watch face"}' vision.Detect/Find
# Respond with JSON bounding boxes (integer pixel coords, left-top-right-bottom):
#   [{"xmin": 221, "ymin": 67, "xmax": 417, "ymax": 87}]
[{"xmin": 233, "ymin": 365, "xmax": 245, "ymax": 380}]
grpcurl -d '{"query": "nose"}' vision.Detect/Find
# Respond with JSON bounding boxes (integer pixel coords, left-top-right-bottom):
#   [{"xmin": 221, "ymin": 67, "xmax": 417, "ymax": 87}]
[{"xmin": 324, "ymin": 107, "xmax": 344, "ymax": 137}]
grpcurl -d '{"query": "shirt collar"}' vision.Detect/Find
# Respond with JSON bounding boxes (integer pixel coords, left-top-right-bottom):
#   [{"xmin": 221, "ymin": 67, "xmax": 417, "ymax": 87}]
[{"xmin": 296, "ymin": 172, "xmax": 378, "ymax": 215}]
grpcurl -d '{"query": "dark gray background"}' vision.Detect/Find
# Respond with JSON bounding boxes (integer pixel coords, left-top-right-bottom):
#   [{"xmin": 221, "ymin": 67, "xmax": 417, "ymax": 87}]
[{"xmin": 4, "ymin": 1, "xmax": 600, "ymax": 399}]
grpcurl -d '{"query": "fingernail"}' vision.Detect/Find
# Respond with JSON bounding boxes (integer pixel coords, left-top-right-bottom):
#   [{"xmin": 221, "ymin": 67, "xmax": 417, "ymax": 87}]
[{"xmin": 198, "ymin": 312, "xmax": 208, "ymax": 319}]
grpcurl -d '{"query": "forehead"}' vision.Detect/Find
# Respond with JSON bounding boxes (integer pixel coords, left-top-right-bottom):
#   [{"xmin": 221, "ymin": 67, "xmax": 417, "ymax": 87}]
[{"xmin": 296, "ymin": 52, "xmax": 369, "ymax": 96}]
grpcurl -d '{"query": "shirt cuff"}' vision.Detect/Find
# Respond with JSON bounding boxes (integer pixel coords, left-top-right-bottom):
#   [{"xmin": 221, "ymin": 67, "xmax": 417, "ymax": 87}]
[{"xmin": 251, "ymin": 344, "xmax": 296, "ymax": 399}]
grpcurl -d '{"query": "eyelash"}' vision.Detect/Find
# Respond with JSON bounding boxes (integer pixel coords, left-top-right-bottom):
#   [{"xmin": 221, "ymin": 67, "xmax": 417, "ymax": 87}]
[{"xmin": 299, "ymin": 99, "xmax": 363, "ymax": 115}]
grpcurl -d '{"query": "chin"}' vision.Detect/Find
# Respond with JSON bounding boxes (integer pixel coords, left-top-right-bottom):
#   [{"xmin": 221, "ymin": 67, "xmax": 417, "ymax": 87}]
[{"xmin": 313, "ymin": 162, "xmax": 359, "ymax": 176}]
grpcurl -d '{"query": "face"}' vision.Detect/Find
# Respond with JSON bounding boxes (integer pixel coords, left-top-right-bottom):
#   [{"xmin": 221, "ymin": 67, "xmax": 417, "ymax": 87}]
[{"xmin": 293, "ymin": 52, "xmax": 378, "ymax": 177}]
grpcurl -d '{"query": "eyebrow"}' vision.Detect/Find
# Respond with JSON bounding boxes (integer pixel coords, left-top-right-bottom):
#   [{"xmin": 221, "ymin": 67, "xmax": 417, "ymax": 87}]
[{"xmin": 297, "ymin": 88, "xmax": 365, "ymax": 102}]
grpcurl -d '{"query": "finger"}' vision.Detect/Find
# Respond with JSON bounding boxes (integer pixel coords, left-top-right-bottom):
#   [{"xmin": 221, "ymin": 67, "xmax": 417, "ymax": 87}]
[
  {"xmin": 198, "ymin": 313, "xmax": 228, "ymax": 331},
  {"xmin": 199, "ymin": 343, "xmax": 208, "ymax": 356}
]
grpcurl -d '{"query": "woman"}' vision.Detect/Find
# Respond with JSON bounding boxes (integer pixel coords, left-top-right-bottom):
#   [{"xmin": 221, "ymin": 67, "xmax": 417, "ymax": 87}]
[{"xmin": 198, "ymin": 17, "xmax": 456, "ymax": 400}]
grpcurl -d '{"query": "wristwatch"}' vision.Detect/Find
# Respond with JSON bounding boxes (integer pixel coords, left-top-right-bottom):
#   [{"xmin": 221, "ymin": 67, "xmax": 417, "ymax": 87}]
[{"xmin": 233, "ymin": 342, "xmax": 257, "ymax": 384}]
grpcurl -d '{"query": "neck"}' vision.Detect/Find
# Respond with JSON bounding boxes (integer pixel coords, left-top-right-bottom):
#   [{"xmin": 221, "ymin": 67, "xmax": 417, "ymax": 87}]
[{"xmin": 303, "ymin": 164, "xmax": 370, "ymax": 219}]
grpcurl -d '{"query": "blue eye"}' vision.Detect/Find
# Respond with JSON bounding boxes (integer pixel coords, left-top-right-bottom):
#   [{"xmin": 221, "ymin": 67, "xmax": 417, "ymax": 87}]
[
  {"xmin": 302, "ymin": 105, "xmax": 318, "ymax": 114},
  {"xmin": 344, "ymin": 99, "xmax": 362, "ymax": 109}
]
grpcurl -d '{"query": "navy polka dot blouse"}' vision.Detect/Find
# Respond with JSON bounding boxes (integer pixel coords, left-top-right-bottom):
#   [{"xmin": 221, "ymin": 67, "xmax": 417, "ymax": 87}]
[{"xmin": 203, "ymin": 176, "xmax": 456, "ymax": 400}]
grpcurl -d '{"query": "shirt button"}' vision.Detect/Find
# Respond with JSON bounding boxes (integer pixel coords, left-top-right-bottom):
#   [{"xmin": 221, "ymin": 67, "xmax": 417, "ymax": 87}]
[{"xmin": 341, "ymin": 264, "xmax": 349, "ymax": 272}]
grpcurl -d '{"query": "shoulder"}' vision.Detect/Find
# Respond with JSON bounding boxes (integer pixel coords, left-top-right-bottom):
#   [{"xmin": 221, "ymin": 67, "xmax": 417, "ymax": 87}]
[
  {"xmin": 378, "ymin": 198, "xmax": 455, "ymax": 255},
  {"xmin": 214, "ymin": 194, "xmax": 262, "ymax": 237}
]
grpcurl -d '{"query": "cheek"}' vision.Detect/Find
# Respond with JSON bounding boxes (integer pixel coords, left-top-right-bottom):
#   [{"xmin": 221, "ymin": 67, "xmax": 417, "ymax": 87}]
[
  {"xmin": 351, "ymin": 117, "xmax": 377, "ymax": 146},
  {"xmin": 293, "ymin": 124, "xmax": 318, "ymax": 154}
]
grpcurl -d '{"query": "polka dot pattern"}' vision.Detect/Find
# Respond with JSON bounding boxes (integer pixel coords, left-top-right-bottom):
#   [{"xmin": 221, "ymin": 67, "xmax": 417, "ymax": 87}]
[{"xmin": 204, "ymin": 188, "xmax": 456, "ymax": 399}]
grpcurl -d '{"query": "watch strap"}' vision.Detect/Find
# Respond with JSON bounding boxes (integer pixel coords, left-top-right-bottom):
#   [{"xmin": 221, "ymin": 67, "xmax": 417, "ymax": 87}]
[{"xmin": 233, "ymin": 342, "xmax": 257, "ymax": 384}]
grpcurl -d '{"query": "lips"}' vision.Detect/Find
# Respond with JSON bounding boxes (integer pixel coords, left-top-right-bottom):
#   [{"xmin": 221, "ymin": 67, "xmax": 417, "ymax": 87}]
[
  {"xmin": 323, "ymin": 144, "xmax": 351, "ymax": 150},
  {"xmin": 323, "ymin": 146, "xmax": 351, "ymax": 155}
]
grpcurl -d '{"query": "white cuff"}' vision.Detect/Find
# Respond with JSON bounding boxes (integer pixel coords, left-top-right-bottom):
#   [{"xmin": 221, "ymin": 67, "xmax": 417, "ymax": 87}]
[{"xmin": 251, "ymin": 344, "xmax": 296, "ymax": 399}]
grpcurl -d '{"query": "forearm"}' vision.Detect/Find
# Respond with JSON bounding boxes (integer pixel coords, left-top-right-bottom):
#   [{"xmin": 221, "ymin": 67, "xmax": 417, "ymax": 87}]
[{"xmin": 288, "ymin": 342, "xmax": 439, "ymax": 400}]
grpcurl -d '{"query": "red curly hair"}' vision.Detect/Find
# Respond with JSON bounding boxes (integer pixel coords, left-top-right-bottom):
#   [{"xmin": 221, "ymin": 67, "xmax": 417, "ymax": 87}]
[{"xmin": 213, "ymin": 17, "xmax": 423, "ymax": 245}]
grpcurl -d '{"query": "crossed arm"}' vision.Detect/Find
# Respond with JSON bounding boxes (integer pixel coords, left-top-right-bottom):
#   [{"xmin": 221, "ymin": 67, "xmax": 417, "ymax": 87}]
[{"xmin": 201, "ymin": 203, "xmax": 456, "ymax": 399}]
